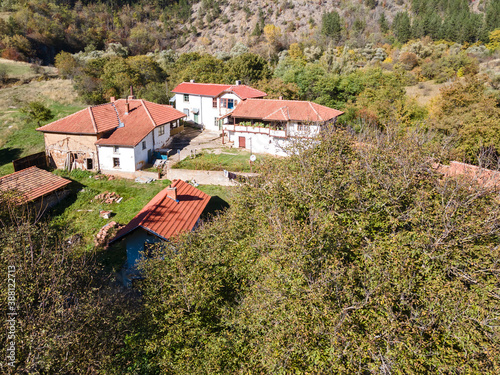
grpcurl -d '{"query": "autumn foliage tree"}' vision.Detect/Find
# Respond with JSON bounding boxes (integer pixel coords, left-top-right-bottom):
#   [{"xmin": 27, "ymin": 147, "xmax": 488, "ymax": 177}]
[
  {"xmin": 0, "ymin": 197, "xmax": 138, "ymax": 373},
  {"xmin": 126, "ymin": 126, "xmax": 500, "ymax": 373},
  {"xmin": 431, "ymin": 75, "xmax": 500, "ymax": 166}
]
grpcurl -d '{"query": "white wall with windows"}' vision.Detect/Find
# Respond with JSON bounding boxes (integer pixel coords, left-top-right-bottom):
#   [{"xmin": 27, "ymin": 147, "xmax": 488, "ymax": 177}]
[
  {"xmin": 174, "ymin": 92, "xmax": 241, "ymax": 132},
  {"xmin": 154, "ymin": 123, "xmax": 171, "ymax": 147},
  {"xmin": 134, "ymin": 132, "xmax": 154, "ymax": 170},
  {"xmin": 97, "ymin": 124, "xmax": 174, "ymax": 173},
  {"xmin": 98, "ymin": 145, "xmax": 136, "ymax": 172}
]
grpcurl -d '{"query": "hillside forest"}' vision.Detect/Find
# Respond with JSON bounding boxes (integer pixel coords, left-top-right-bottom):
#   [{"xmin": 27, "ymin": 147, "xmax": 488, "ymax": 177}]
[{"xmin": 0, "ymin": 0, "xmax": 500, "ymax": 373}]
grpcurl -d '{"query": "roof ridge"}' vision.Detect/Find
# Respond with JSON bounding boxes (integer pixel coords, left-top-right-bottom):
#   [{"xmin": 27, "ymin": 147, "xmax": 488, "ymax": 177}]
[
  {"xmin": 88, "ymin": 107, "xmax": 98, "ymax": 133},
  {"xmin": 141, "ymin": 99, "xmax": 156, "ymax": 127},
  {"xmin": 111, "ymin": 102, "xmax": 122, "ymax": 127},
  {"xmin": 308, "ymin": 102, "xmax": 323, "ymax": 121},
  {"xmin": 184, "ymin": 82, "xmax": 230, "ymax": 86}
]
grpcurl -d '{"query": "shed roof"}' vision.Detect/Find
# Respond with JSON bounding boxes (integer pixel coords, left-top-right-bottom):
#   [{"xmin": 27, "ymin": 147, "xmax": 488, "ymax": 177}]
[
  {"xmin": 111, "ymin": 180, "xmax": 211, "ymax": 242},
  {"xmin": 227, "ymin": 99, "xmax": 344, "ymax": 122},
  {"xmin": 0, "ymin": 166, "xmax": 71, "ymax": 203},
  {"xmin": 172, "ymin": 82, "xmax": 267, "ymax": 99}
]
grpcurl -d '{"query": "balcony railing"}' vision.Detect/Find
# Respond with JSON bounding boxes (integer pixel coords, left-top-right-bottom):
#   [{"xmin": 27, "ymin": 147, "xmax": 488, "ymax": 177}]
[{"xmin": 223, "ymin": 124, "xmax": 286, "ymax": 138}]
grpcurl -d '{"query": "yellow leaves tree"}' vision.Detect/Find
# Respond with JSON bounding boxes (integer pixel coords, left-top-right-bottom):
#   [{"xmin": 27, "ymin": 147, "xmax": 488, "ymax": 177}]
[
  {"xmin": 263, "ymin": 24, "xmax": 282, "ymax": 57},
  {"xmin": 288, "ymin": 43, "xmax": 304, "ymax": 60},
  {"xmin": 486, "ymin": 28, "xmax": 500, "ymax": 51}
]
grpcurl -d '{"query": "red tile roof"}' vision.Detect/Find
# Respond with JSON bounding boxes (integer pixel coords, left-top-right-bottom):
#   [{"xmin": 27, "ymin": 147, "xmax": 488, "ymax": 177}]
[
  {"xmin": 172, "ymin": 82, "xmax": 267, "ymax": 99},
  {"xmin": 111, "ymin": 180, "xmax": 211, "ymax": 242},
  {"xmin": 0, "ymin": 166, "xmax": 71, "ymax": 203},
  {"xmin": 37, "ymin": 99, "xmax": 186, "ymax": 146},
  {"xmin": 227, "ymin": 99, "xmax": 344, "ymax": 122}
]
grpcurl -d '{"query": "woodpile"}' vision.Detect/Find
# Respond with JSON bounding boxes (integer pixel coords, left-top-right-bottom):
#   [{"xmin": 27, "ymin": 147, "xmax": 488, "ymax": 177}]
[
  {"xmin": 91, "ymin": 191, "xmax": 122, "ymax": 204},
  {"xmin": 94, "ymin": 221, "xmax": 123, "ymax": 247},
  {"xmin": 93, "ymin": 174, "xmax": 115, "ymax": 180}
]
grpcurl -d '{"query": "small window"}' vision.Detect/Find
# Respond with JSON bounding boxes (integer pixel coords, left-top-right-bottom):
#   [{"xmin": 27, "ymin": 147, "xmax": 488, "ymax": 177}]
[
  {"xmin": 212, "ymin": 98, "xmax": 217, "ymax": 108},
  {"xmin": 227, "ymin": 99, "xmax": 234, "ymax": 109},
  {"xmin": 158, "ymin": 125, "xmax": 165, "ymax": 136},
  {"xmin": 183, "ymin": 108, "xmax": 189, "ymax": 116},
  {"xmin": 183, "ymin": 94, "xmax": 189, "ymax": 102},
  {"xmin": 221, "ymin": 98, "xmax": 227, "ymax": 108},
  {"xmin": 142, "ymin": 141, "xmax": 146, "ymax": 150},
  {"xmin": 113, "ymin": 146, "xmax": 119, "ymax": 153},
  {"xmin": 113, "ymin": 157, "xmax": 120, "ymax": 168}
]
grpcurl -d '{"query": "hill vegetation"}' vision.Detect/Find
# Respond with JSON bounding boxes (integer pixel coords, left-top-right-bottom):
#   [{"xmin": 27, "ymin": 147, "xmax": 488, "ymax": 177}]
[
  {"xmin": 0, "ymin": 0, "xmax": 499, "ymax": 62},
  {"xmin": 0, "ymin": 1, "xmax": 500, "ymax": 373},
  {"xmin": 2, "ymin": 125, "xmax": 500, "ymax": 373}
]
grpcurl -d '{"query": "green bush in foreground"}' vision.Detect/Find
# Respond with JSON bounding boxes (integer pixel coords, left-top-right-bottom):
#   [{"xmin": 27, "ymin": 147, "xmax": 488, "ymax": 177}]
[{"xmin": 133, "ymin": 127, "xmax": 500, "ymax": 373}]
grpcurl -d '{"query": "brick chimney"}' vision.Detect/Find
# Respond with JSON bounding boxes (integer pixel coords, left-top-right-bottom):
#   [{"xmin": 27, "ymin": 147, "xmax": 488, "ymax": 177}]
[
  {"xmin": 279, "ymin": 96, "xmax": 283, "ymax": 100},
  {"xmin": 128, "ymin": 86, "xmax": 135, "ymax": 100},
  {"xmin": 166, "ymin": 187, "xmax": 178, "ymax": 202},
  {"xmin": 110, "ymin": 96, "xmax": 116, "ymax": 102},
  {"xmin": 125, "ymin": 98, "xmax": 129, "ymax": 115}
]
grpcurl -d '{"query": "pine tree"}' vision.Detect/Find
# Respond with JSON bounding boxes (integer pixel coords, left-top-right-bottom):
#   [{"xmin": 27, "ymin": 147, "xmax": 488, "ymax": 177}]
[
  {"xmin": 393, "ymin": 12, "xmax": 412, "ymax": 43},
  {"xmin": 379, "ymin": 12, "xmax": 389, "ymax": 33},
  {"xmin": 321, "ymin": 11, "xmax": 342, "ymax": 42}
]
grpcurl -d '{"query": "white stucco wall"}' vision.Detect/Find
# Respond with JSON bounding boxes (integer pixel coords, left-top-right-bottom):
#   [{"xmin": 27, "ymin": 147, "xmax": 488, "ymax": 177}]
[
  {"xmin": 227, "ymin": 131, "xmax": 289, "ymax": 157},
  {"xmin": 154, "ymin": 123, "xmax": 171, "ymax": 147},
  {"xmin": 134, "ymin": 133, "xmax": 154, "ymax": 170},
  {"xmin": 288, "ymin": 124, "xmax": 322, "ymax": 137},
  {"xmin": 98, "ymin": 145, "xmax": 136, "ymax": 172},
  {"xmin": 174, "ymin": 92, "xmax": 240, "ymax": 131},
  {"xmin": 97, "ymin": 125, "xmax": 174, "ymax": 172},
  {"xmin": 175, "ymin": 93, "xmax": 201, "ymax": 123}
]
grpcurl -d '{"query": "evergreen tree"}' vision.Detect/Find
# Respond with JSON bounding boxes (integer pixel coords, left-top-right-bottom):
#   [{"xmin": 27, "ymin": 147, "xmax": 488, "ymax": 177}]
[
  {"xmin": 321, "ymin": 11, "xmax": 342, "ymax": 42},
  {"xmin": 379, "ymin": 12, "xmax": 389, "ymax": 33},
  {"xmin": 393, "ymin": 12, "xmax": 412, "ymax": 43},
  {"xmin": 485, "ymin": 0, "xmax": 500, "ymax": 32}
]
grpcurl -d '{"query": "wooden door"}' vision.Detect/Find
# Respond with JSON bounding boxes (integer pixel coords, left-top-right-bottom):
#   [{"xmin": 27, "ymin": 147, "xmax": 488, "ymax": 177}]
[{"xmin": 238, "ymin": 136, "xmax": 246, "ymax": 149}]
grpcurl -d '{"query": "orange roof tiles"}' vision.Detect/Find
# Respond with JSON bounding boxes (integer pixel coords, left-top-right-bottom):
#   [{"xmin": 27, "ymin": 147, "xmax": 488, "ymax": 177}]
[
  {"xmin": 0, "ymin": 166, "xmax": 71, "ymax": 203},
  {"xmin": 37, "ymin": 99, "xmax": 186, "ymax": 147},
  {"xmin": 111, "ymin": 180, "xmax": 211, "ymax": 242},
  {"xmin": 172, "ymin": 82, "xmax": 267, "ymax": 99},
  {"xmin": 228, "ymin": 99, "xmax": 344, "ymax": 122},
  {"xmin": 227, "ymin": 85, "xmax": 268, "ymax": 99}
]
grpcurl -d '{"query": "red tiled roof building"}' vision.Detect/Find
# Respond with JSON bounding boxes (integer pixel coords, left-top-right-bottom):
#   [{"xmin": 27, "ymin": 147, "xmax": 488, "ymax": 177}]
[
  {"xmin": 37, "ymin": 97, "xmax": 186, "ymax": 173},
  {"xmin": 221, "ymin": 98, "xmax": 344, "ymax": 156},
  {"xmin": 171, "ymin": 81, "xmax": 267, "ymax": 131},
  {"xmin": 0, "ymin": 166, "xmax": 71, "ymax": 212},
  {"xmin": 110, "ymin": 180, "xmax": 211, "ymax": 270}
]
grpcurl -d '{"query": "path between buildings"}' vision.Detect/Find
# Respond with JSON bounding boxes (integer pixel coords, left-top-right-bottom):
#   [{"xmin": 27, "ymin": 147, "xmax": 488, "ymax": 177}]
[{"xmin": 103, "ymin": 126, "xmax": 258, "ymax": 185}]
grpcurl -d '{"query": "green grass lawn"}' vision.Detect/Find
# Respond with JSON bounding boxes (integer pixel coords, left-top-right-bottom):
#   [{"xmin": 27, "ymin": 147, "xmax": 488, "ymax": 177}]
[
  {"xmin": 172, "ymin": 149, "xmax": 271, "ymax": 172},
  {"xmin": 0, "ymin": 102, "xmax": 85, "ymax": 176},
  {"xmin": 45, "ymin": 171, "xmax": 236, "ymax": 271},
  {"xmin": 0, "ymin": 61, "xmax": 33, "ymax": 78},
  {"xmin": 49, "ymin": 170, "xmax": 173, "ymax": 251}
]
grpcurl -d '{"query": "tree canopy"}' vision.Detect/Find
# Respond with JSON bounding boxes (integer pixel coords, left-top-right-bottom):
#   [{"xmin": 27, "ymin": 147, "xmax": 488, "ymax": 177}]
[{"xmin": 128, "ymin": 127, "xmax": 500, "ymax": 373}]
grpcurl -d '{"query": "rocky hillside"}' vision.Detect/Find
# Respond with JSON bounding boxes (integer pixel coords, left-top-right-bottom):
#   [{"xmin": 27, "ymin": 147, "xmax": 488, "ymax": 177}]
[{"xmin": 180, "ymin": 0, "xmax": 411, "ymax": 54}]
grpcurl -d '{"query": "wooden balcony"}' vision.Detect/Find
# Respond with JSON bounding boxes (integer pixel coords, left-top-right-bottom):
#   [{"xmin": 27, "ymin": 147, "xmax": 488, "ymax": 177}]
[{"xmin": 223, "ymin": 124, "xmax": 287, "ymax": 138}]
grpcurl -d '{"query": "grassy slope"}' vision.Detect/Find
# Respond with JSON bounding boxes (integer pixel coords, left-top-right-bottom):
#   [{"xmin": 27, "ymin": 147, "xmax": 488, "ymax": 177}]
[
  {"xmin": 49, "ymin": 170, "xmax": 173, "ymax": 249},
  {"xmin": 0, "ymin": 58, "xmax": 57, "ymax": 79},
  {"xmin": 0, "ymin": 79, "xmax": 85, "ymax": 176},
  {"xmin": 49, "ymin": 170, "xmax": 236, "ymax": 248}
]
